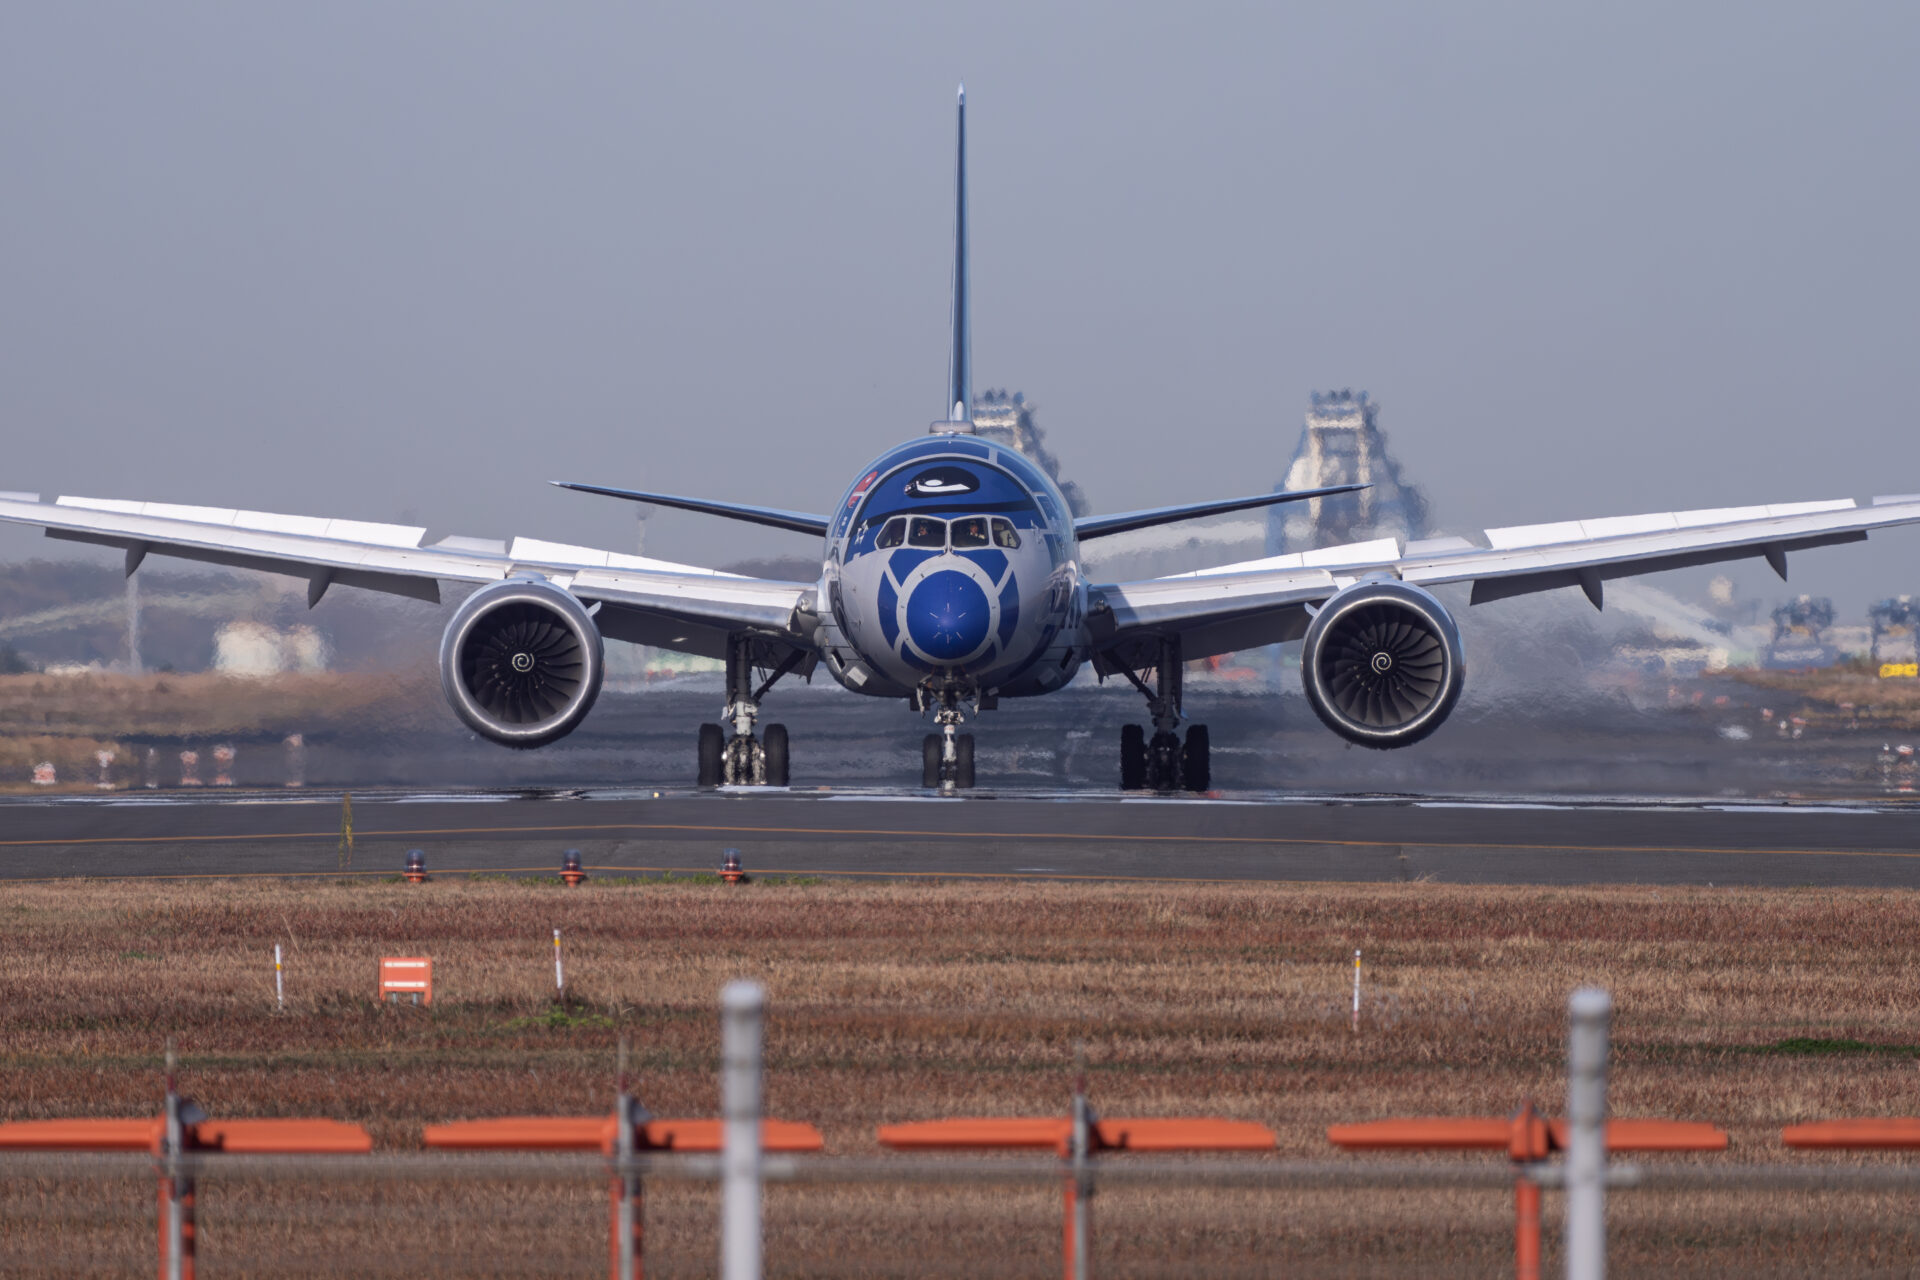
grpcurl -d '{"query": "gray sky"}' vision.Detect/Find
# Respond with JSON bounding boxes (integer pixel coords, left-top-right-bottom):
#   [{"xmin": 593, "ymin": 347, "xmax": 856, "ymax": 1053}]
[{"xmin": 3, "ymin": 2, "xmax": 1917, "ymax": 612}]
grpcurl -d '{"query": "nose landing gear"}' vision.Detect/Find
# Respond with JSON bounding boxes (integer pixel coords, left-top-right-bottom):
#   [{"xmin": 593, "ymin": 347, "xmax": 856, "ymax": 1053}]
[
  {"xmin": 699, "ymin": 636, "xmax": 804, "ymax": 787},
  {"xmin": 1108, "ymin": 637, "xmax": 1210, "ymax": 794},
  {"xmin": 915, "ymin": 683, "xmax": 979, "ymax": 791}
]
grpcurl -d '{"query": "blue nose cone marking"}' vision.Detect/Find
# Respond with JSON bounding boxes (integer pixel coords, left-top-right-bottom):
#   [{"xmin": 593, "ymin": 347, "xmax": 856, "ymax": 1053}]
[{"xmin": 905, "ymin": 570, "xmax": 990, "ymax": 662}]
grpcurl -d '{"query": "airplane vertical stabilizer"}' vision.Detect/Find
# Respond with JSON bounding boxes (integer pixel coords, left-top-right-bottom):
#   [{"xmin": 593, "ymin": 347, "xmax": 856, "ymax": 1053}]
[{"xmin": 945, "ymin": 84, "xmax": 972, "ymax": 427}]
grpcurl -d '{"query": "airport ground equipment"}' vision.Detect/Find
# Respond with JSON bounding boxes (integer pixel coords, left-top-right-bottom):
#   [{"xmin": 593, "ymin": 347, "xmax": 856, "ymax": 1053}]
[
  {"xmin": 5, "ymin": 93, "xmax": 1920, "ymax": 792},
  {"xmin": 1765, "ymin": 594, "xmax": 1840, "ymax": 670},
  {"xmin": 879, "ymin": 1079, "xmax": 1275, "ymax": 1280},
  {"xmin": 0, "ymin": 1054, "xmax": 371, "ymax": 1280},
  {"xmin": 1870, "ymin": 595, "xmax": 1920, "ymax": 675}
]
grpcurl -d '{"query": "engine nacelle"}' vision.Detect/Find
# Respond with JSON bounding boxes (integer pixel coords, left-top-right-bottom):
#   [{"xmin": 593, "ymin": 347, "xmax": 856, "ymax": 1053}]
[
  {"xmin": 1301, "ymin": 580, "xmax": 1463, "ymax": 749},
  {"xmin": 439, "ymin": 578, "xmax": 605, "ymax": 748}
]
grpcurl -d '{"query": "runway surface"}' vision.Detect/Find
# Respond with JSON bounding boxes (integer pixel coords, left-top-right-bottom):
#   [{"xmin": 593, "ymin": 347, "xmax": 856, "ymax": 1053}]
[{"xmin": 3, "ymin": 787, "xmax": 1920, "ymax": 887}]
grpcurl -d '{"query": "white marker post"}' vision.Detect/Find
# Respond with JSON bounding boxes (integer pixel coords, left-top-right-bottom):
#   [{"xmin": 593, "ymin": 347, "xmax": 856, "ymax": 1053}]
[
  {"xmin": 1565, "ymin": 987, "xmax": 1613, "ymax": 1280},
  {"xmin": 1352, "ymin": 949, "xmax": 1362, "ymax": 1033},
  {"xmin": 553, "ymin": 928, "xmax": 565, "ymax": 995},
  {"xmin": 721, "ymin": 981, "xmax": 765, "ymax": 1280},
  {"xmin": 273, "ymin": 944, "xmax": 284, "ymax": 1013}
]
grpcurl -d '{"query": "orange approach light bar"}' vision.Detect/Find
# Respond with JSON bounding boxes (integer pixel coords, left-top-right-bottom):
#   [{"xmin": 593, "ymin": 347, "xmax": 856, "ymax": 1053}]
[
  {"xmin": 1783, "ymin": 1118, "xmax": 1920, "ymax": 1148},
  {"xmin": 878, "ymin": 1115, "xmax": 1276, "ymax": 1155},
  {"xmin": 1328, "ymin": 1116, "xmax": 1727, "ymax": 1154},
  {"xmin": 423, "ymin": 1116, "xmax": 825, "ymax": 1154},
  {"xmin": 0, "ymin": 1118, "xmax": 159, "ymax": 1150},
  {"xmin": 0, "ymin": 1116, "xmax": 372, "ymax": 1154}
]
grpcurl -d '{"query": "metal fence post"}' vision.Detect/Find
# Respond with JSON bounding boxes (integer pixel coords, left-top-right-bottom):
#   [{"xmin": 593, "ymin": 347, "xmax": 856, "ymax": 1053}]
[
  {"xmin": 158, "ymin": 1044, "xmax": 194, "ymax": 1280},
  {"xmin": 1067, "ymin": 1079, "xmax": 1092, "ymax": 1280},
  {"xmin": 721, "ymin": 981, "xmax": 765, "ymax": 1280},
  {"xmin": 612, "ymin": 1083, "xmax": 640, "ymax": 1280},
  {"xmin": 1565, "ymin": 988, "xmax": 1612, "ymax": 1280}
]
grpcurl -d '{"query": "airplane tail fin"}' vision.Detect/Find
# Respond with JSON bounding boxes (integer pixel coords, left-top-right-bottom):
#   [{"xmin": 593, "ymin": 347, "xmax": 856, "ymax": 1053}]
[{"xmin": 943, "ymin": 84, "xmax": 972, "ymax": 428}]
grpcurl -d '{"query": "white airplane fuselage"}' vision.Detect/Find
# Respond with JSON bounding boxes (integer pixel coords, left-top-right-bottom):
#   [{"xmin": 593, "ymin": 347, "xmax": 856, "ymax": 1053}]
[{"xmin": 819, "ymin": 434, "xmax": 1088, "ymax": 700}]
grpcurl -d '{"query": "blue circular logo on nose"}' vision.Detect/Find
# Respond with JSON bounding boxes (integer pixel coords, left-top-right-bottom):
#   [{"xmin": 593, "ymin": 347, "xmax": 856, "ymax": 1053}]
[{"xmin": 905, "ymin": 570, "xmax": 990, "ymax": 661}]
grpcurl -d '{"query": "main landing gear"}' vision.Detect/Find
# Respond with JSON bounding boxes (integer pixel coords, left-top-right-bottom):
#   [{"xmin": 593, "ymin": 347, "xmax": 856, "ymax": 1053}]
[
  {"xmin": 698, "ymin": 635, "xmax": 804, "ymax": 787},
  {"xmin": 916, "ymin": 683, "xmax": 978, "ymax": 791},
  {"xmin": 1111, "ymin": 637, "xmax": 1209, "ymax": 794}
]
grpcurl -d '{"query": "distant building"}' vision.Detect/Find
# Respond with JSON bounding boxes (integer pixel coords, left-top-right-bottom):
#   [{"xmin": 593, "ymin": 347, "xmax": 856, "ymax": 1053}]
[
  {"xmin": 1268, "ymin": 390, "xmax": 1430, "ymax": 556},
  {"xmin": 971, "ymin": 390, "xmax": 1090, "ymax": 517},
  {"xmin": 213, "ymin": 622, "xmax": 329, "ymax": 677}
]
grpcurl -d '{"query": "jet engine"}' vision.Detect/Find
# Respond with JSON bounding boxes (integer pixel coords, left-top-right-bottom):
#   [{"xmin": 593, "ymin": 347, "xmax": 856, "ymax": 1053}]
[
  {"xmin": 439, "ymin": 578, "xmax": 605, "ymax": 748},
  {"xmin": 1300, "ymin": 580, "xmax": 1463, "ymax": 749}
]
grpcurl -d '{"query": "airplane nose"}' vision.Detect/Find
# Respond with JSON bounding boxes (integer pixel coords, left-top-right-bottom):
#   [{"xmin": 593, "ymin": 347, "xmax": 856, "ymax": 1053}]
[{"xmin": 905, "ymin": 570, "xmax": 990, "ymax": 661}]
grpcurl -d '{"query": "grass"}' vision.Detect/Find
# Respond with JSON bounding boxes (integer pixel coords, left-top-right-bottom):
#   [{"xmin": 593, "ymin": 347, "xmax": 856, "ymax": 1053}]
[{"xmin": 4, "ymin": 876, "xmax": 1920, "ymax": 1276}]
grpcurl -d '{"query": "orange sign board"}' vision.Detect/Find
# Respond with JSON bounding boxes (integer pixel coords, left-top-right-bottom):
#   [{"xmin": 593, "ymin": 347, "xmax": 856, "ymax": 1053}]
[{"xmin": 380, "ymin": 956, "xmax": 432, "ymax": 1006}]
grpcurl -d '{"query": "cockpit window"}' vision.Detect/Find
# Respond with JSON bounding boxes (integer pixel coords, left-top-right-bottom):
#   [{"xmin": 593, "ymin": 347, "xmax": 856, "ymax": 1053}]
[
  {"xmin": 950, "ymin": 517, "xmax": 990, "ymax": 549},
  {"xmin": 876, "ymin": 517, "xmax": 907, "ymax": 549},
  {"xmin": 991, "ymin": 518, "xmax": 1021, "ymax": 549},
  {"xmin": 908, "ymin": 517, "xmax": 946, "ymax": 548}
]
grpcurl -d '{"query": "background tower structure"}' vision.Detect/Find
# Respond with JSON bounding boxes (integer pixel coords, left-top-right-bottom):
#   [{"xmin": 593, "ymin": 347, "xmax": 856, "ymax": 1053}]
[
  {"xmin": 970, "ymin": 389, "xmax": 1090, "ymax": 516},
  {"xmin": 1267, "ymin": 390, "xmax": 1430, "ymax": 556}
]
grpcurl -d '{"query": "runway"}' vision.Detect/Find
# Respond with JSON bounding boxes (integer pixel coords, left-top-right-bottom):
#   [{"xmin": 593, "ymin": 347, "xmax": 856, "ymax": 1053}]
[{"xmin": 3, "ymin": 787, "xmax": 1920, "ymax": 887}]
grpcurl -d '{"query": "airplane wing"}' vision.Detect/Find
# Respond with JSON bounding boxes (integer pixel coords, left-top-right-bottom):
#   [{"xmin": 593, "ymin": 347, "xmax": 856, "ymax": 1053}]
[
  {"xmin": 0, "ymin": 492, "xmax": 813, "ymax": 660},
  {"xmin": 1087, "ymin": 495, "xmax": 1920, "ymax": 665}
]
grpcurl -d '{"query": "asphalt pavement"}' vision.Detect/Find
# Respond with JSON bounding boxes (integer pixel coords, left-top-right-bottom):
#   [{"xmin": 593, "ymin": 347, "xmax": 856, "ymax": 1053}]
[{"xmin": 3, "ymin": 787, "xmax": 1918, "ymax": 887}]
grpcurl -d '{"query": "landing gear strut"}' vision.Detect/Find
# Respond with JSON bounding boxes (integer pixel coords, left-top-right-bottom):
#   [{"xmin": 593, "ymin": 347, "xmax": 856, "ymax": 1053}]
[
  {"xmin": 1111, "ymin": 636, "xmax": 1209, "ymax": 793},
  {"xmin": 698, "ymin": 635, "xmax": 801, "ymax": 787},
  {"xmin": 916, "ymin": 684, "xmax": 977, "ymax": 791}
]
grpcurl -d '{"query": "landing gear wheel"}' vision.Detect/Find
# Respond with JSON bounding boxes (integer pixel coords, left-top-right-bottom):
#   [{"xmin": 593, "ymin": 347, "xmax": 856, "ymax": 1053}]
[
  {"xmin": 1120, "ymin": 724, "xmax": 1146, "ymax": 791},
  {"xmin": 1181, "ymin": 724, "xmax": 1210, "ymax": 793},
  {"xmin": 1148, "ymin": 732, "xmax": 1181, "ymax": 792},
  {"xmin": 922, "ymin": 734, "xmax": 942, "ymax": 789},
  {"xmin": 763, "ymin": 723, "xmax": 790, "ymax": 787},
  {"xmin": 953, "ymin": 733, "xmax": 976, "ymax": 789},
  {"xmin": 697, "ymin": 723, "xmax": 724, "ymax": 787}
]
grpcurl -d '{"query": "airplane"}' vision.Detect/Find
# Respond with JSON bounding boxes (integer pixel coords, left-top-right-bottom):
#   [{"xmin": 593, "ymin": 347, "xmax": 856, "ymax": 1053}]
[{"xmin": 3, "ymin": 87, "xmax": 1918, "ymax": 793}]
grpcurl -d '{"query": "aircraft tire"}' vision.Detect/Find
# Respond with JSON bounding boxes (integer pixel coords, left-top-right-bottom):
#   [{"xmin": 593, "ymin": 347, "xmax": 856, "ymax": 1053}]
[
  {"xmin": 954, "ymin": 733, "xmax": 976, "ymax": 789},
  {"xmin": 922, "ymin": 734, "xmax": 943, "ymax": 788},
  {"xmin": 763, "ymin": 723, "xmax": 790, "ymax": 787},
  {"xmin": 697, "ymin": 723, "xmax": 724, "ymax": 787},
  {"xmin": 1119, "ymin": 724, "xmax": 1146, "ymax": 790},
  {"xmin": 1148, "ymin": 731, "xmax": 1181, "ymax": 791},
  {"xmin": 1181, "ymin": 724, "xmax": 1210, "ymax": 793}
]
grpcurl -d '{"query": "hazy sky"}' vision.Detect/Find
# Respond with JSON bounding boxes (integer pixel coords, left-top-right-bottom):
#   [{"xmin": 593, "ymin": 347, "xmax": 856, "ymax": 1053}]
[{"xmin": 3, "ymin": 3, "xmax": 1917, "ymax": 611}]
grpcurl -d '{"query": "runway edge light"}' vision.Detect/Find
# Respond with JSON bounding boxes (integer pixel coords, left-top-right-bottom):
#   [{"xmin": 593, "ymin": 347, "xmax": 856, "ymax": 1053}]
[
  {"xmin": 721, "ymin": 849, "xmax": 746, "ymax": 884},
  {"xmin": 560, "ymin": 850, "xmax": 586, "ymax": 887},
  {"xmin": 404, "ymin": 849, "xmax": 428, "ymax": 884}
]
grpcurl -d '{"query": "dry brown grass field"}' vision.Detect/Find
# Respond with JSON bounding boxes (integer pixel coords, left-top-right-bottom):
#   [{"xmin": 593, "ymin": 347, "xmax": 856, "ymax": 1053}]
[
  {"xmin": 4, "ymin": 876, "xmax": 1920, "ymax": 1277},
  {"xmin": 1729, "ymin": 664, "xmax": 1920, "ymax": 731}
]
